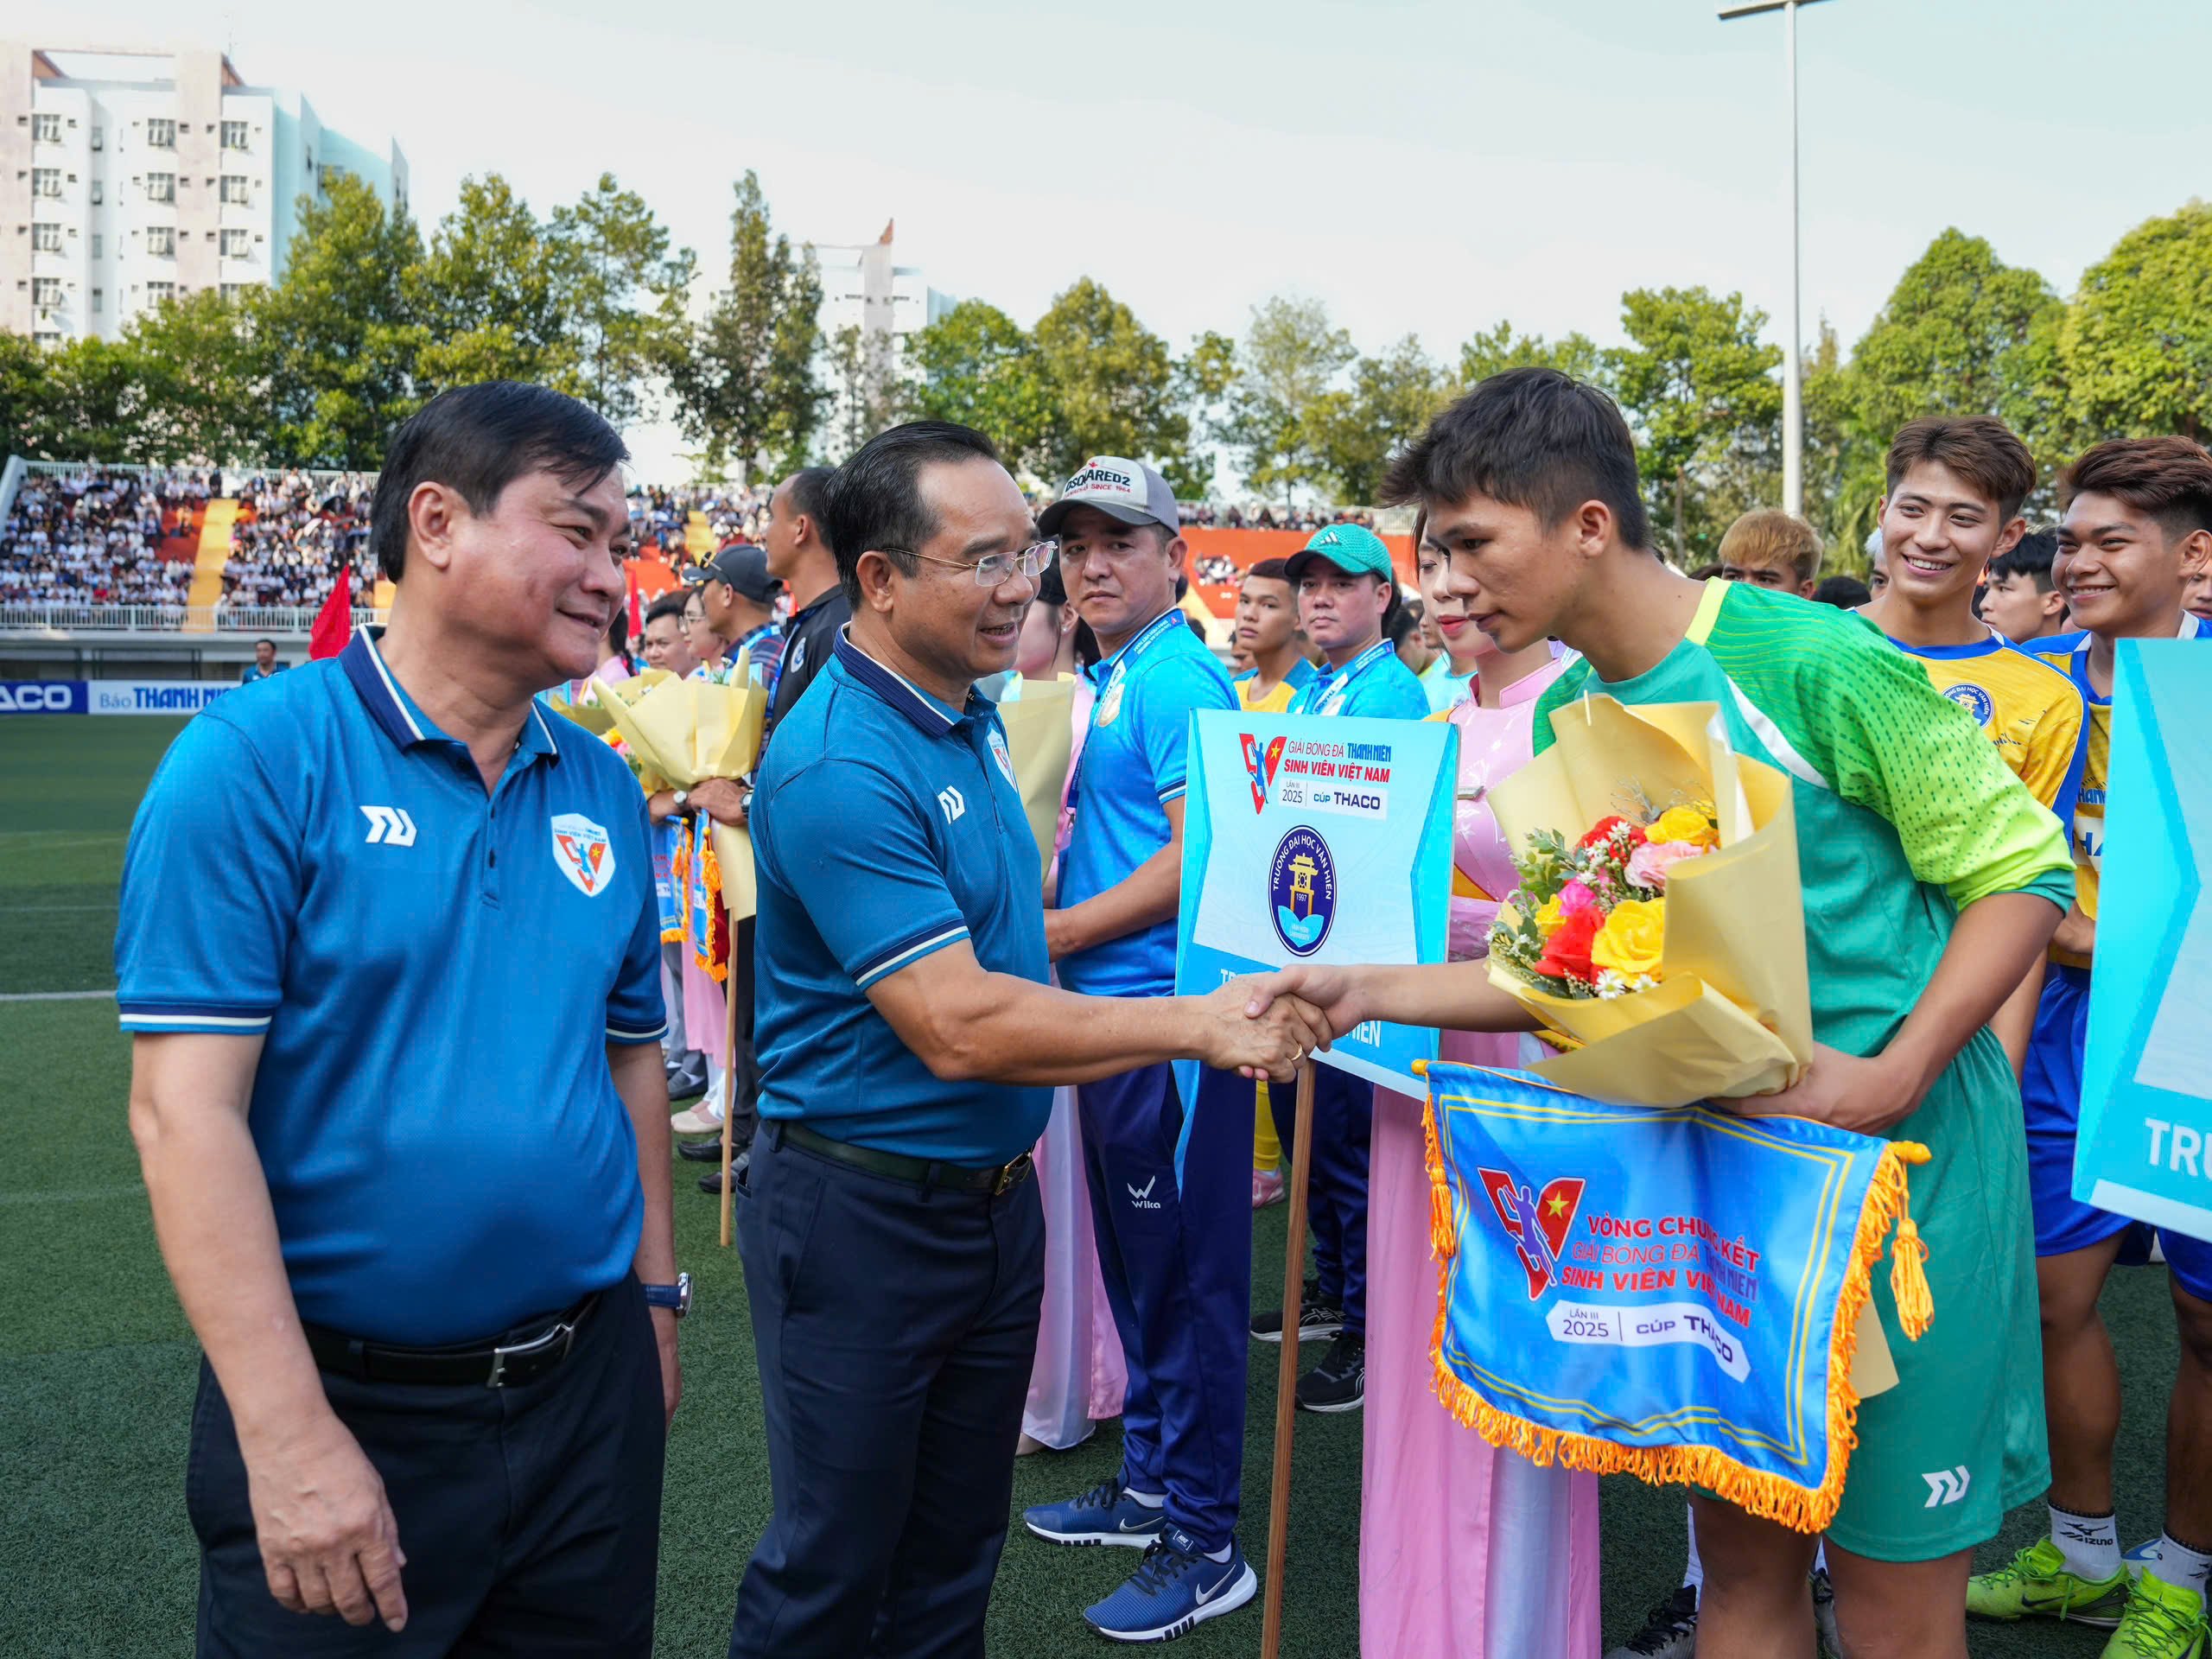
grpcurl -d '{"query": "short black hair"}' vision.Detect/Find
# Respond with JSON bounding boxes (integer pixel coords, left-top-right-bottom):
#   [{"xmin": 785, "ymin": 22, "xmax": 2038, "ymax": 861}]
[
  {"xmin": 822, "ymin": 421, "xmax": 1001, "ymax": 606},
  {"xmin": 1385, "ymin": 600, "xmax": 1422, "ymax": 647},
  {"xmin": 1812, "ymin": 575, "xmax": 1872, "ymax": 608},
  {"xmin": 1244, "ymin": 558, "xmax": 1291, "ymax": 583},
  {"xmin": 784, "ymin": 466, "xmax": 836, "ymax": 538},
  {"xmin": 643, "ymin": 591, "xmax": 690, "ymax": 627},
  {"xmin": 254, "ymin": 636, "xmax": 276, "ymax": 649},
  {"xmin": 1382, "ymin": 366, "xmax": 1651, "ymax": 550},
  {"xmin": 1989, "ymin": 526, "xmax": 2059, "ymax": 592},
  {"xmin": 370, "ymin": 381, "xmax": 629, "ymax": 583}
]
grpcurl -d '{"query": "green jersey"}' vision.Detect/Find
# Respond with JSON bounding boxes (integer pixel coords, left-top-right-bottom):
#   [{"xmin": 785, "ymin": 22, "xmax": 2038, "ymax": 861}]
[{"xmin": 1535, "ymin": 580, "xmax": 2073, "ymax": 1559}]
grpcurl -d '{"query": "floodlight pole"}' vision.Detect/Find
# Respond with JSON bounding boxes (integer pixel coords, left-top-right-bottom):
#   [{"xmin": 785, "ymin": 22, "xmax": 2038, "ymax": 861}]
[{"xmin": 1719, "ymin": 0, "xmax": 1831, "ymax": 519}]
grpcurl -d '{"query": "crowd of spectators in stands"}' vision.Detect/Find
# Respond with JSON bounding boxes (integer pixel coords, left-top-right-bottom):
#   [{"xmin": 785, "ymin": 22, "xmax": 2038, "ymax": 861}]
[
  {"xmin": 0, "ymin": 468, "xmax": 209, "ymax": 609},
  {"xmin": 223, "ymin": 472, "xmax": 378, "ymax": 610}
]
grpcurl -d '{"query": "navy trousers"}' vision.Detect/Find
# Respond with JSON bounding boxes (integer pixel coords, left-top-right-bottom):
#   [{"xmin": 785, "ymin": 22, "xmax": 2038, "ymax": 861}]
[
  {"xmin": 728, "ymin": 1126, "xmax": 1045, "ymax": 1659},
  {"xmin": 188, "ymin": 1275, "xmax": 665, "ymax": 1657},
  {"xmin": 1077, "ymin": 1063, "xmax": 1254, "ymax": 1552},
  {"xmin": 1277, "ymin": 1062, "xmax": 1371, "ymax": 1337}
]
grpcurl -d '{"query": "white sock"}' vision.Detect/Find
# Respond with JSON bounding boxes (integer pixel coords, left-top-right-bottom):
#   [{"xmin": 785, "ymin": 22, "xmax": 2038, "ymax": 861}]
[
  {"xmin": 1126, "ymin": 1487, "xmax": 1165, "ymax": 1510},
  {"xmin": 1814, "ymin": 1541, "xmax": 1828, "ymax": 1576},
  {"xmin": 1205, "ymin": 1543, "xmax": 1233, "ymax": 1563},
  {"xmin": 2050, "ymin": 1505, "xmax": 2121, "ymax": 1580},
  {"xmin": 1681, "ymin": 1502, "xmax": 1704, "ymax": 1599},
  {"xmin": 2152, "ymin": 1533, "xmax": 2212, "ymax": 1608}
]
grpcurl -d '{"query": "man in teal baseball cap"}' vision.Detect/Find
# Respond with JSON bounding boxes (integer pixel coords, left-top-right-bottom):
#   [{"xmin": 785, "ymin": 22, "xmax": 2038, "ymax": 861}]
[{"xmin": 1248, "ymin": 522, "xmax": 1429, "ymax": 1413}]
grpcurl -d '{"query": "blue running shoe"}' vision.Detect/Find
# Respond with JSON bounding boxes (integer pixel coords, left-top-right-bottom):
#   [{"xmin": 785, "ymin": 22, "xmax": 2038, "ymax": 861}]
[
  {"xmin": 1084, "ymin": 1527, "xmax": 1258, "ymax": 1643},
  {"xmin": 1023, "ymin": 1478, "xmax": 1167, "ymax": 1548}
]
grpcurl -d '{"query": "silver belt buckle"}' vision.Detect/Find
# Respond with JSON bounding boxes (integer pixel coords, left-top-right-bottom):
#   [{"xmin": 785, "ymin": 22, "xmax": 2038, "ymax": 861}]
[{"xmin": 485, "ymin": 1318, "xmax": 575, "ymax": 1389}]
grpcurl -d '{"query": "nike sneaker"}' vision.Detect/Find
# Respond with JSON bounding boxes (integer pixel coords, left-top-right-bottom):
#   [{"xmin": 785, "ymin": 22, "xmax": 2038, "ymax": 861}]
[
  {"xmin": 1022, "ymin": 1478, "xmax": 1167, "ymax": 1548},
  {"xmin": 1967, "ymin": 1537, "xmax": 2132, "ymax": 1628}
]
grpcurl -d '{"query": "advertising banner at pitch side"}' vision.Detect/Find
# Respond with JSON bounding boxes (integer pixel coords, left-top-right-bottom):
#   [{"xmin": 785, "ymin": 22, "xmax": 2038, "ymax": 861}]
[
  {"xmin": 1175, "ymin": 709, "xmax": 1457, "ymax": 1098},
  {"xmin": 2075, "ymin": 640, "xmax": 2212, "ymax": 1243}
]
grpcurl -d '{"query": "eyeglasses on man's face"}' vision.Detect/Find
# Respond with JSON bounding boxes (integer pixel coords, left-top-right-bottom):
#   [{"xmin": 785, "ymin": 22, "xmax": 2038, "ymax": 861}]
[{"xmin": 884, "ymin": 539, "xmax": 1058, "ymax": 588}]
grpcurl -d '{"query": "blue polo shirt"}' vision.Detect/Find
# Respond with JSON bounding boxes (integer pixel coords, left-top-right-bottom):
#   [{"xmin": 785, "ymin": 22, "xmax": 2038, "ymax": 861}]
[
  {"xmin": 116, "ymin": 630, "xmax": 667, "ymax": 1345},
  {"xmin": 1287, "ymin": 637, "xmax": 1431, "ymax": 721},
  {"xmin": 751, "ymin": 631, "xmax": 1051, "ymax": 1165},
  {"xmin": 1058, "ymin": 607, "xmax": 1237, "ymax": 997}
]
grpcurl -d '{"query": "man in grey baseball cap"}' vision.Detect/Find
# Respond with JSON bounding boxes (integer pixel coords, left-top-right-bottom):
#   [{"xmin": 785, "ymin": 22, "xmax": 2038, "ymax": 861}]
[{"xmin": 1037, "ymin": 455, "xmax": 1182, "ymax": 541}]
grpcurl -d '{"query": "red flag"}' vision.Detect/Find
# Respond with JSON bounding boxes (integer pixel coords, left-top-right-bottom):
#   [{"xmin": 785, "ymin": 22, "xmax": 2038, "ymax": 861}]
[
  {"xmin": 626, "ymin": 563, "xmax": 642, "ymax": 641},
  {"xmin": 309, "ymin": 565, "xmax": 353, "ymax": 660}
]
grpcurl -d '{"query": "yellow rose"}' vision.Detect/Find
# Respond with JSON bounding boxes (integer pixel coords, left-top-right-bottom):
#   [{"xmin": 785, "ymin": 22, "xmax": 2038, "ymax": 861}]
[
  {"xmin": 1533, "ymin": 893, "xmax": 1566, "ymax": 938},
  {"xmin": 1646, "ymin": 804, "xmax": 1719, "ymax": 850},
  {"xmin": 1591, "ymin": 897, "xmax": 1667, "ymax": 979}
]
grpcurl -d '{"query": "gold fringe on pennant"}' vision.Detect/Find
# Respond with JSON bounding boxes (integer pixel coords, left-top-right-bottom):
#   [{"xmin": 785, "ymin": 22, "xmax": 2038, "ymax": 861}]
[
  {"xmin": 696, "ymin": 835, "xmax": 729, "ymax": 984},
  {"xmin": 1422, "ymin": 1118, "xmax": 1936, "ymax": 1535}
]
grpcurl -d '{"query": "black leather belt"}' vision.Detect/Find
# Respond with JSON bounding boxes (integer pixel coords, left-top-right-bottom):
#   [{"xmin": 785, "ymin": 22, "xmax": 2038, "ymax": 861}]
[
  {"xmin": 303, "ymin": 1292, "xmax": 601, "ymax": 1389},
  {"xmin": 779, "ymin": 1120, "xmax": 1033, "ymax": 1196}
]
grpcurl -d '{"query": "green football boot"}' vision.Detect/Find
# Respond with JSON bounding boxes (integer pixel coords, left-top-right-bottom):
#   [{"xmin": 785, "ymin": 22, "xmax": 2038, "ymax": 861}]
[
  {"xmin": 1967, "ymin": 1537, "xmax": 2132, "ymax": 1628},
  {"xmin": 2101, "ymin": 1570, "xmax": 2210, "ymax": 1659}
]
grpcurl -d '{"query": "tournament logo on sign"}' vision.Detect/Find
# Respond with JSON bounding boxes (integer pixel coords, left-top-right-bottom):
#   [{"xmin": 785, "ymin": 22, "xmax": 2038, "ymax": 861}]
[
  {"xmin": 1943, "ymin": 683, "xmax": 1994, "ymax": 728},
  {"xmin": 550, "ymin": 811, "xmax": 616, "ymax": 897},
  {"xmin": 1478, "ymin": 1167, "xmax": 1587, "ymax": 1300},
  {"xmin": 988, "ymin": 725, "xmax": 1016, "ymax": 785},
  {"xmin": 1267, "ymin": 825, "xmax": 1337, "ymax": 956},
  {"xmin": 1239, "ymin": 732, "xmax": 1287, "ymax": 814}
]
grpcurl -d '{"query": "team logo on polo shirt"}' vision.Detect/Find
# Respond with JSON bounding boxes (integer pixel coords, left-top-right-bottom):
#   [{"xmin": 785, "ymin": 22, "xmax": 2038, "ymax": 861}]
[
  {"xmin": 1267, "ymin": 826, "xmax": 1336, "ymax": 957},
  {"xmin": 1096, "ymin": 682, "xmax": 1126, "ymax": 727},
  {"xmin": 550, "ymin": 812, "xmax": 616, "ymax": 897},
  {"xmin": 988, "ymin": 726, "xmax": 1016, "ymax": 785},
  {"xmin": 1943, "ymin": 682, "xmax": 1994, "ymax": 728}
]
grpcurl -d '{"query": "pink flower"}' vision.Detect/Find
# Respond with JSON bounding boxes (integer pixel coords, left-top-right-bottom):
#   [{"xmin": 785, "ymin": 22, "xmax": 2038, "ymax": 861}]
[
  {"xmin": 1558, "ymin": 880, "xmax": 1601, "ymax": 918},
  {"xmin": 1625, "ymin": 840, "xmax": 1706, "ymax": 891}
]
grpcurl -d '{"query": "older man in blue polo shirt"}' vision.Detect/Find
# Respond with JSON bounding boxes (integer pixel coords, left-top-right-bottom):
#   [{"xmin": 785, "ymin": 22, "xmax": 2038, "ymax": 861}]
[
  {"xmin": 1246, "ymin": 523, "xmax": 1431, "ymax": 1414},
  {"xmin": 119, "ymin": 383, "xmax": 686, "ymax": 1656},
  {"xmin": 730, "ymin": 423, "xmax": 1318, "ymax": 1659},
  {"xmin": 1019, "ymin": 456, "xmax": 1269, "ymax": 1643}
]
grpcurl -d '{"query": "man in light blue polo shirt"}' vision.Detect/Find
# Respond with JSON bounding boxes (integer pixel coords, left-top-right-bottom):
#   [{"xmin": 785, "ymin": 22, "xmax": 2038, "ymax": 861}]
[
  {"xmin": 118, "ymin": 383, "xmax": 687, "ymax": 1657},
  {"xmin": 729, "ymin": 423, "xmax": 1318, "ymax": 1658},
  {"xmin": 1019, "ymin": 455, "xmax": 1269, "ymax": 1643},
  {"xmin": 1249, "ymin": 523, "xmax": 1431, "ymax": 1414}
]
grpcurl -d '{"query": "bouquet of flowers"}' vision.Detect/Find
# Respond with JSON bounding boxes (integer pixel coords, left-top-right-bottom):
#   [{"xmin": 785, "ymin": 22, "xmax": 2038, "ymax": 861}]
[{"xmin": 1481, "ymin": 694, "xmax": 1813, "ymax": 1106}]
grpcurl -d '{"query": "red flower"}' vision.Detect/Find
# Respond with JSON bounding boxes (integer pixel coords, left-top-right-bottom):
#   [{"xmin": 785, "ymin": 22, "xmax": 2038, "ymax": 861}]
[
  {"xmin": 1536, "ymin": 906, "xmax": 1603, "ymax": 984},
  {"xmin": 1577, "ymin": 814, "xmax": 1646, "ymax": 851}
]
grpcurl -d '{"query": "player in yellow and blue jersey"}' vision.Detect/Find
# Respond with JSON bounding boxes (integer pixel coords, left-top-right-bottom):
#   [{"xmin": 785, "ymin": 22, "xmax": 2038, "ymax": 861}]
[
  {"xmin": 1968, "ymin": 437, "xmax": 2212, "ymax": 1659},
  {"xmin": 1859, "ymin": 417, "xmax": 2087, "ymax": 1076}
]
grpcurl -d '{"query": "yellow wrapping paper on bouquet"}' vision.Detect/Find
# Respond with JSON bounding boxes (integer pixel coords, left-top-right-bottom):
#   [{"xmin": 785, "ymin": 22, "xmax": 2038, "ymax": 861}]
[
  {"xmin": 546, "ymin": 667, "xmax": 671, "ymax": 738},
  {"xmin": 1486, "ymin": 694, "xmax": 1813, "ymax": 1108},
  {"xmin": 599, "ymin": 677, "xmax": 769, "ymax": 919},
  {"xmin": 998, "ymin": 676, "xmax": 1077, "ymax": 888}
]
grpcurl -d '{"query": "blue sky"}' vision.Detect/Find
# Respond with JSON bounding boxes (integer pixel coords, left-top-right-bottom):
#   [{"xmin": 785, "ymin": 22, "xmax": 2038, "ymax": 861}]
[{"xmin": 30, "ymin": 0, "xmax": 2212, "ymax": 440}]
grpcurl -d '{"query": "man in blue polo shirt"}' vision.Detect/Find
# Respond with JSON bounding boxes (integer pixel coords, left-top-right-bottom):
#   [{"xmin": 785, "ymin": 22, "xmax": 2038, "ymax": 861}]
[
  {"xmin": 1018, "ymin": 456, "xmax": 1267, "ymax": 1643},
  {"xmin": 1248, "ymin": 523, "xmax": 1430, "ymax": 1414},
  {"xmin": 731, "ymin": 424, "xmax": 1318, "ymax": 1659},
  {"xmin": 118, "ymin": 383, "xmax": 687, "ymax": 1657}
]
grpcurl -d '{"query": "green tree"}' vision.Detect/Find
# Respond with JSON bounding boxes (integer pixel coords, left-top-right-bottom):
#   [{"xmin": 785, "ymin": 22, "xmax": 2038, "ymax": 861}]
[
  {"xmin": 1155, "ymin": 328, "xmax": 1241, "ymax": 500},
  {"xmin": 546, "ymin": 172, "xmax": 694, "ymax": 427},
  {"xmin": 2058, "ymin": 200, "xmax": 2212, "ymax": 445},
  {"xmin": 407, "ymin": 175, "xmax": 574, "ymax": 396},
  {"xmin": 666, "ymin": 172, "xmax": 824, "ymax": 480},
  {"xmin": 251, "ymin": 172, "xmax": 424, "ymax": 467},
  {"xmin": 1458, "ymin": 320, "xmax": 1605, "ymax": 389},
  {"xmin": 1224, "ymin": 296, "xmax": 1354, "ymax": 511},
  {"xmin": 1028, "ymin": 277, "xmax": 1183, "ymax": 483},
  {"xmin": 16, "ymin": 336, "xmax": 148, "ymax": 461},
  {"xmin": 1800, "ymin": 320, "xmax": 1883, "ymax": 573},
  {"xmin": 900, "ymin": 299, "xmax": 1054, "ymax": 478},
  {"xmin": 124, "ymin": 289, "xmax": 268, "ymax": 463},
  {"xmin": 0, "ymin": 329, "xmax": 45, "ymax": 458},
  {"xmin": 1845, "ymin": 228, "xmax": 2061, "ymax": 445},
  {"xmin": 1605, "ymin": 286, "xmax": 1783, "ymax": 562},
  {"xmin": 1318, "ymin": 334, "xmax": 1451, "ymax": 505}
]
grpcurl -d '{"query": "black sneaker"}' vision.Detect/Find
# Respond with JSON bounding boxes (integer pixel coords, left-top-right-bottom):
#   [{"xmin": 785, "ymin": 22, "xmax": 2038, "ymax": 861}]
[
  {"xmin": 1295, "ymin": 1331, "xmax": 1364, "ymax": 1413},
  {"xmin": 1605, "ymin": 1585, "xmax": 1698, "ymax": 1658},
  {"xmin": 677, "ymin": 1135, "xmax": 727, "ymax": 1163},
  {"xmin": 1250, "ymin": 1280, "xmax": 1344, "ymax": 1344},
  {"xmin": 697, "ymin": 1150, "xmax": 749, "ymax": 1195}
]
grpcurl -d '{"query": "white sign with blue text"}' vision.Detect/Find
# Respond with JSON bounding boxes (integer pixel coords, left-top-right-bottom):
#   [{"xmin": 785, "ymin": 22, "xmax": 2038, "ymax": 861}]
[{"xmin": 1175, "ymin": 709, "xmax": 1458, "ymax": 1097}]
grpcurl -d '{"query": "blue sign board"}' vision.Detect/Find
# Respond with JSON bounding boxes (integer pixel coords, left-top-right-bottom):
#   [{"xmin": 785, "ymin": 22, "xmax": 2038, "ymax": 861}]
[
  {"xmin": 1175, "ymin": 709, "xmax": 1457, "ymax": 1095},
  {"xmin": 2075, "ymin": 640, "xmax": 2212, "ymax": 1242}
]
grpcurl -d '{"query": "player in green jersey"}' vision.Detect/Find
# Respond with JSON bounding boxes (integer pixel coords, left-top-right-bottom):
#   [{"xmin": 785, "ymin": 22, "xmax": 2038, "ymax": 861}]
[{"xmin": 1255, "ymin": 368, "xmax": 2073, "ymax": 1659}]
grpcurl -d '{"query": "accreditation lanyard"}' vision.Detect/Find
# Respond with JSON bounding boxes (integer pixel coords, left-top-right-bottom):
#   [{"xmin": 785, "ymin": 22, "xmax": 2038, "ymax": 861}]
[
  {"xmin": 1299, "ymin": 638, "xmax": 1396, "ymax": 717},
  {"xmin": 1066, "ymin": 607, "xmax": 1188, "ymax": 823}
]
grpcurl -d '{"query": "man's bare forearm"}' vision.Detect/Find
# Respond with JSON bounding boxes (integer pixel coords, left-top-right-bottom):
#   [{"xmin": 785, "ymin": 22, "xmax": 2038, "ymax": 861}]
[
  {"xmin": 1339, "ymin": 960, "xmax": 1542, "ymax": 1036},
  {"xmin": 130, "ymin": 1039, "xmax": 330, "ymax": 1448},
  {"xmin": 906, "ymin": 976, "xmax": 1228, "ymax": 1085},
  {"xmin": 609, "ymin": 1041, "xmax": 676, "ymax": 1287}
]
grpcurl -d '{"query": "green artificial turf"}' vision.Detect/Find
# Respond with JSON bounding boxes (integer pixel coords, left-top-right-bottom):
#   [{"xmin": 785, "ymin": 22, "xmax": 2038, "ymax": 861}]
[{"xmin": 0, "ymin": 713, "xmax": 2179, "ymax": 1656}]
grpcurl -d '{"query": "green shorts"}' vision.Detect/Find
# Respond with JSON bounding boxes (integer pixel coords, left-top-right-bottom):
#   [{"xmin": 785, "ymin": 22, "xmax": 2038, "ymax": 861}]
[{"xmin": 1712, "ymin": 1035, "xmax": 2050, "ymax": 1560}]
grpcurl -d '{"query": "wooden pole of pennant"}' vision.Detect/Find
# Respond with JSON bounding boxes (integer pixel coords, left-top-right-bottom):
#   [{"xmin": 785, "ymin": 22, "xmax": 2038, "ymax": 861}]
[
  {"xmin": 1260, "ymin": 1059, "xmax": 1318, "ymax": 1659},
  {"xmin": 717, "ymin": 918, "xmax": 741, "ymax": 1250}
]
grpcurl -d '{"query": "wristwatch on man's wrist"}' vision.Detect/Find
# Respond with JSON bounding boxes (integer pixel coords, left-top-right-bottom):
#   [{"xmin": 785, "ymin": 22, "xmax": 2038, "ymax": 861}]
[
  {"xmin": 671, "ymin": 789, "xmax": 690, "ymax": 813},
  {"xmin": 642, "ymin": 1272, "xmax": 692, "ymax": 1319}
]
